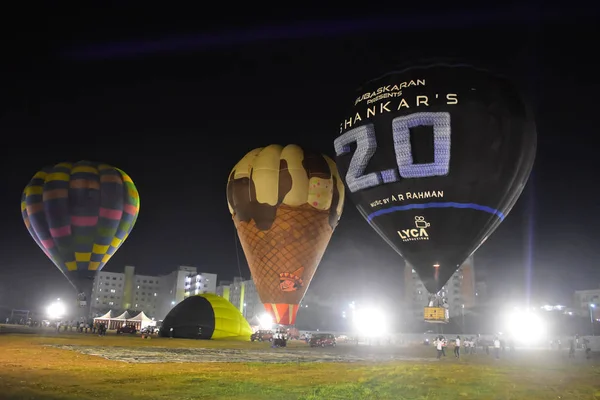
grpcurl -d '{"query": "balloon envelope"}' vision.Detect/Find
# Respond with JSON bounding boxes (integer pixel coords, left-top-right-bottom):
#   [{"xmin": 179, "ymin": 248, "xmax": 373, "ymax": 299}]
[
  {"xmin": 334, "ymin": 63, "xmax": 536, "ymax": 293},
  {"xmin": 227, "ymin": 144, "xmax": 345, "ymax": 325},
  {"xmin": 160, "ymin": 294, "xmax": 253, "ymax": 340},
  {"xmin": 21, "ymin": 161, "xmax": 140, "ymax": 294}
]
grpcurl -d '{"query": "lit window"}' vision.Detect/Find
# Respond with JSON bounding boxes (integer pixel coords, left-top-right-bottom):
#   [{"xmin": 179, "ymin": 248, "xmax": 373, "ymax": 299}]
[
  {"xmin": 109, "ymin": 301, "xmax": 114, "ymax": 305},
  {"xmin": 110, "ymin": 289, "xmax": 116, "ymax": 293}
]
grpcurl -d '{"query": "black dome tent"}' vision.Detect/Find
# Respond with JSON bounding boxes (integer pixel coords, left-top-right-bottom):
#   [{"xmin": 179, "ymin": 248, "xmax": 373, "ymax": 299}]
[{"xmin": 159, "ymin": 293, "xmax": 252, "ymax": 340}]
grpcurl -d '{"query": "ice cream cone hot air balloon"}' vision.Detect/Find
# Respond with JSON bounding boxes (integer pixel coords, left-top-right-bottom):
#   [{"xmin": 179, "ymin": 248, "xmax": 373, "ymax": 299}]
[
  {"xmin": 21, "ymin": 161, "xmax": 140, "ymax": 317},
  {"xmin": 227, "ymin": 145, "xmax": 345, "ymax": 325}
]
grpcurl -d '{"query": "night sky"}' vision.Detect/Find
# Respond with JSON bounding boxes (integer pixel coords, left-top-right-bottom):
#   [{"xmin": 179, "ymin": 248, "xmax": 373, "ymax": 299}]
[{"xmin": 1, "ymin": 6, "xmax": 599, "ymax": 311}]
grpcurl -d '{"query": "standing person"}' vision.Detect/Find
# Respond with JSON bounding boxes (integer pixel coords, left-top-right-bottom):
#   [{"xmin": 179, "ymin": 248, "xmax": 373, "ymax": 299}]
[
  {"xmin": 583, "ymin": 338, "xmax": 591, "ymax": 359},
  {"xmin": 568, "ymin": 337, "xmax": 576, "ymax": 358},
  {"xmin": 435, "ymin": 337, "xmax": 444, "ymax": 359},
  {"xmin": 454, "ymin": 336, "xmax": 461, "ymax": 358},
  {"xmin": 442, "ymin": 336, "xmax": 447, "ymax": 357},
  {"xmin": 494, "ymin": 337, "xmax": 501, "ymax": 359}
]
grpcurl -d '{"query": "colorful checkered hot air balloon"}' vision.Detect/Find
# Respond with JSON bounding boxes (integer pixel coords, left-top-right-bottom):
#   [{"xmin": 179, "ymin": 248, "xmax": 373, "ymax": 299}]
[
  {"xmin": 21, "ymin": 161, "xmax": 140, "ymax": 311},
  {"xmin": 227, "ymin": 144, "xmax": 345, "ymax": 325}
]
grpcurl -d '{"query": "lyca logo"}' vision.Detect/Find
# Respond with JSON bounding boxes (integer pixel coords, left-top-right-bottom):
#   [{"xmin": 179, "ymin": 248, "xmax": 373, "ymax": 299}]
[{"xmin": 398, "ymin": 216, "xmax": 430, "ymax": 242}]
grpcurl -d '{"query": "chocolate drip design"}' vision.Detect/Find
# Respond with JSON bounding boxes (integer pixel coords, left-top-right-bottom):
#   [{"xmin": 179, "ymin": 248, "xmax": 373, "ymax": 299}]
[
  {"xmin": 302, "ymin": 152, "xmax": 331, "ymax": 180},
  {"xmin": 227, "ymin": 160, "xmax": 294, "ymax": 231}
]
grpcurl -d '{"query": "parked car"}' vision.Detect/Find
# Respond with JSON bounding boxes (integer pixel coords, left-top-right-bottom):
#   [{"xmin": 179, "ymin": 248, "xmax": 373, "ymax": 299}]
[
  {"xmin": 117, "ymin": 325, "xmax": 137, "ymax": 334},
  {"xmin": 309, "ymin": 333, "xmax": 336, "ymax": 348},
  {"xmin": 251, "ymin": 330, "xmax": 273, "ymax": 342}
]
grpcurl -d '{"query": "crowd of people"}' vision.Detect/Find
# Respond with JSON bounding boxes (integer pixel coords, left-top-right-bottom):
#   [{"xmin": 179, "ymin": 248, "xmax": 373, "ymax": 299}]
[
  {"xmin": 432, "ymin": 334, "xmax": 594, "ymax": 360},
  {"xmin": 272, "ymin": 329, "xmax": 288, "ymax": 347},
  {"xmin": 434, "ymin": 335, "xmax": 503, "ymax": 359}
]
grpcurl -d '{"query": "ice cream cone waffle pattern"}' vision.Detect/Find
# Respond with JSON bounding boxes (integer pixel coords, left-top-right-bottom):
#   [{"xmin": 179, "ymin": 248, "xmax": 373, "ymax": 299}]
[{"xmin": 227, "ymin": 144, "xmax": 345, "ymax": 325}]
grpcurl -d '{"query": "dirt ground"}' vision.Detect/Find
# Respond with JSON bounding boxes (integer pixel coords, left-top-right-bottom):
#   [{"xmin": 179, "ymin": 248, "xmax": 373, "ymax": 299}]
[{"xmin": 49, "ymin": 343, "xmax": 435, "ymax": 363}]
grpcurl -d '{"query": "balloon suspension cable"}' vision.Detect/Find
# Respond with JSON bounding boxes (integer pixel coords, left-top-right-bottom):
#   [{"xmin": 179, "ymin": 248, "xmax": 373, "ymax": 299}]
[
  {"xmin": 427, "ymin": 263, "xmax": 449, "ymax": 308},
  {"xmin": 428, "ymin": 293, "xmax": 448, "ymax": 308},
  {"xmin": 233, "ymin": 226, "xmax": 244, "ymax": 279}
]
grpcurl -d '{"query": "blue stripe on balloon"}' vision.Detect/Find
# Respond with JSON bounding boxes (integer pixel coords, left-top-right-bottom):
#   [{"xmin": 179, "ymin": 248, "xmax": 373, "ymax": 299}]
[{"xmin": 366, "ymin": 202, "xmax": 505, "ymax": 222}]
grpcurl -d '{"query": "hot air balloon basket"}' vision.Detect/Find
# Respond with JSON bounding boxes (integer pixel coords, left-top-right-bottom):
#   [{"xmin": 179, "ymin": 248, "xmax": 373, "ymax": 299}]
[{"xmin": 424, "ymin": 307, "xmax": 449, "ymax": 323}]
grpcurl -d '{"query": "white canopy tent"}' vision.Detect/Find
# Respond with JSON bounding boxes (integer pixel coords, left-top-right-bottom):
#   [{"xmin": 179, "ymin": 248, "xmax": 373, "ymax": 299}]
[
  {"xmin": 96, "ymin": 310, "xmax": 114, "ymax": 319},
  {"xmin": 93, "ymin": 310, "xmax": 153, "ymax": 330},
  {"xmin": 114, "ymin": 311, "xmax": 131, "ymax": 320},
  {"xmin": 127, "ymin": 311, "xmax": 156, "ymax": 329}
]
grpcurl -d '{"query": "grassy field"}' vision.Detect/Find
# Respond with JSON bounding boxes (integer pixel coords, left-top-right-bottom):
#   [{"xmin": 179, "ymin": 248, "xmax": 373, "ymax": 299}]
[{"xmin": 0, "ymin": 330, "xmax": 599, "ymax": 400}]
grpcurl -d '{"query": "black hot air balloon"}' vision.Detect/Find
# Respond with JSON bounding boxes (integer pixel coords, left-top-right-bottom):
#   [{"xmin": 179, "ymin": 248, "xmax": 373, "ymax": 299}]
[{"xmin": 334, "ymin": 63, "xmax": 536, "ymax": 294}]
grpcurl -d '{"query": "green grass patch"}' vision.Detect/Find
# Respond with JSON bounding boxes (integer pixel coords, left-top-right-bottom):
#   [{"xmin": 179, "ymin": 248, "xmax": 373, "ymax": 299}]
[{"xmin": 0, "ymin": 332, "xmax": 598, "ymax": 399}]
